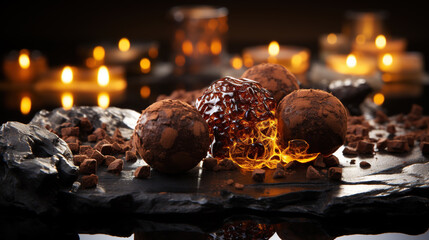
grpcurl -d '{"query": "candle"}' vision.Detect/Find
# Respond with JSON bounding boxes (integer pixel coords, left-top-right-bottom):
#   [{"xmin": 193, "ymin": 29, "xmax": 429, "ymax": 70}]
[
  {"xmin": 221, "ymin": 55, "xmax": 245, "ymax": 78},
  {"xmin": 3, "ymin": 49, "xmax": 48, "ymax": 83},
  {"xmin": 105, "ymin": 40, "xmax": 159, "ymax": 65},
  {"xmin": 326, "ymin": 53, "xmax": 377, "ymax": 76},
  {"xmin": 243, "ymin": 41, "xmax": 310, "ymax": 74},
  {"xmin": 319, "ymin": 33, "xmax": 350, "ymax": 61},
  {"xmin": 352, "ymin": 35, "xmax": 407, "ymax": 57},
  {"xmin": 378, "ymin": 52, "xmax": 423, "ymax": 74}
]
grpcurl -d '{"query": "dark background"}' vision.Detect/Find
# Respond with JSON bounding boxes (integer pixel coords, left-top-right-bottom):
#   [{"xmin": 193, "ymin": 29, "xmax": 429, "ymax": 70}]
[{"xmin": 2, "ymin": 0, "xmax": 429, "ymax": 69}]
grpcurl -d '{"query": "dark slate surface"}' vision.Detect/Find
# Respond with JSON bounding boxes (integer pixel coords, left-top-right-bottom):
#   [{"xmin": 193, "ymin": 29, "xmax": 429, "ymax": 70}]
[{"xmin": 1, "ymin": 106, "xmax": 428, "ymax": 220}]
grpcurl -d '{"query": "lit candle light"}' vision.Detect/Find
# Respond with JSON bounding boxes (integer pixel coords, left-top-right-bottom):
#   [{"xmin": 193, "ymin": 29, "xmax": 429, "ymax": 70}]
[
  {"xmin": 20, "ymin": 96, "xmax": 32, "ymax": 115},
  {"xmin": 268, "ymin": 41, "xmax": 280, "ymax": 63},
  {"xmin": 373, "ymin": 93, "xmax": 385, "ymax": 106},
  {"xmin": 210, "ymin": 38, "xmax": 222, "ymax": 55},
  {"xmin": 140, "ymin": 86, "xmax": 151, "ymax": 99},
  {"xmin": 326, "ymin": 53, "xmax": 377, "ymax": 76},
  {"xmin": 375, "ymin": 34, "xmax": 386, "ymax": 49},
  {"xmin": 18, "ymin": 50, "xmax": 30, "ymax": 69},
  {"xmin": 97, "ymin": 92, "xmax": 110, "ymax": 109},
  {"xmin": 61, "ymin": 92, "xmax": 74, "ymax": 110},
  {"xmin": 140, "ymin": 58, "xmax": 151, "ymax": 74},
  {"xmin": 93, "ymin": 46, "xmax": 105, "ymax": 61},
  {"xmin": 182, "ymin": 40, "xmax": 194, "ymax": 56},
  {"xmin": 352, "ymin": 35, "xmax": 406, "ymax": 56},
  {"xmin": 378, "ymin": 52, "xmax": 424, "ymax": 82},
  {"xmin": 97, "ymin": 65, "xmax": 110, "ymax": 87},
  {"xmin": 61, "ymin": 66, "xmax": 73, "ymax": 84},
  {"xmin": 230, "ymin": 56, "xmax": 243, "ymax": 70},
  {"xmin": 3, "ymin": 49, "xmax": 47, "ymax": 83},
  {"xmin": 118, "ymin": 38, "xmax": 130, "ymax": 52}
]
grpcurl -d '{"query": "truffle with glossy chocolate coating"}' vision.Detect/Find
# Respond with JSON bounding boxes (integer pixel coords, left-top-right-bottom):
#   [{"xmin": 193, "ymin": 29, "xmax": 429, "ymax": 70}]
[
  {"xmin": 132, "ymin": 99, "xmax": 210, "ymax": 174},
  {"xmin": 276, "ymin": 89, "xmax": 347, "ymax": 156},
  {"xmin": 241, "ymin": 63, "xmax": 299, "ymax": 103}
]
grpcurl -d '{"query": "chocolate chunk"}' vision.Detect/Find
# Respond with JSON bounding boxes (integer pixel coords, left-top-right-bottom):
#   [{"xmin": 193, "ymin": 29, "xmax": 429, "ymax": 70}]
[
  {"xmin": 276, "ymin": 162, "xmax": 285, "ymax": 170},
  {"xmin": 87, "ymin": 134, "xmax": 97, "ymax": 142},
  {"xmin": 273, "ymin": 168, "xmax": 286, "ymax": 179},
  {"xmin": 324, "ymin": 155, "xmax": 339, "ymax": 167},
  {"xmin": 112, "ymin": 142, "xmax": 123, "ymax": 154},
  {"xmin": 93, "ymin": 128, "xmax": 107, "ymax": 141},
  {"xmin": 375, "ymin": 110, "xmax": 389, "ymax": 124},
  {"xmin": 202, "ymin": 157, "xmax": 218, "ymax": 170},
  {"xmin": 386, "ymin": 140, "xmax": 410, "ymax": 153},
  {"xmin": 73, "ymin": 155, "xmax": 87, "ymax": 166},
  {"xmin": 90, "ymin": 150, "xmax": 105, "ymax": 165},
  {"xmin": 394, "ymin": 135, "xmax": 415, "ymax": 148},
  {"xmin": 350, "ymin": 159, "xmax": 356, "ymax": 164},
  {"xmin": 101, "ymin": 144, "xmax": 113, "ymax": 155},
  {"xmin": 420, "ymin": 141, "xmax": 429, "ymax": 155},
  {"xmin": 79, "ymin": 145, "xmax": 92, "ymax": 155},
  {"xmin": 386, "ymin": 124, "xmax": 396, "ymax": 134},
  {"xmin": 61, "ymin": 126, "xmax": 79, "ymax": 137},
  {"xmin": 377, "ymin": 138, "xmax": 388, "ymax": 151},
  {"xmin": 284, "ymin": 161, "xmax": 297, "ymax": 170},
  {"xmin": 252, "ymin": 169, "xmax": 266, "ymax": 182},
  {"xmin": 359, "ymin": 161, "xmax": 371, "ymax": 169},
  {"xmin": 234, "ymin": 183, "xmax": 244, "ymax": 190},
  {"xmin": 79, "ymin": 159, "xmax": 97, "ymax": 175},
  {"xmin": 94, "ymin": 139, "xmax": 110, "ymax": 152},
  {"xmin": 226, "ymin": 179, "xmax": 234, "ymax": 185},
  {"xmin": 356, "ymin": 140, "xmax": 374, "ymax": 155},
  {"xmin": 354, "ymin": 125, "xmax": 369, "ymax": 137},
  {"xmin": 214, "ymin": 158, "xmax": 238, "ymax": 171},
  {"xmin": 407, "ymin": 104, "xmax": 423, "ymax": 121},
  {"xmin": 328, "ymin": 167, "xmax": 342, "ymax": 181},
  {"xmin": 396, "ymin": 113, "xmax": 404, "ymax": 123},
  {"xmin": 79, "ymin": 117, "xmax": 93, "ymax": 133},
  {"xmin": 107, "ymin": 159, "xmax": 123, "ymax": 174},
  {"xmin": 306, "ymin": 165, "xmax": 323, "ymax": 180},
  {"xmin": 125, "ymin": 151, "xmax": 137, "ymax": 162},
  {"xmin": 104, "ymin": 155, "xmax": 116, "ymax": 166},
  {"xmin": 113, "ymin": 128, "xmax": 125, "ymax": 143},
  {"xmin": 63, "ymin": 136, "xmax": 79, "ymax": 144},
  {"xmin": 134, "ymin": 165, "xmax": 151, "ymax": 179},
  {"xmin": 313, "ymin": 154, "xmax": 325, "ymax": 168},
  {"xmin": 67, "ymin": 142, "xmax": 79, "ymax": 154},
  {"xmin": 343, "ymin": 146, "xmax": 358, "ymax": 156},
  {"xmin": 80, "ymin": 174, "xmax": 98, "ymax": 189}
]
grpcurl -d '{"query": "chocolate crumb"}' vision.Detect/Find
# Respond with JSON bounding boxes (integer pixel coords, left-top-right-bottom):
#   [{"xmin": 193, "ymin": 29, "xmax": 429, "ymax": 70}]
[
  {"xmin": 226, "ymin": 179, "xmax": 234, "ymax": 185},
  {"xmin": 359, "ymin": 161, "xmax": 371, "ymax": 169},
  {"xmin": 87, "ymin": 134, "xmax": 97, "ymax": 142},
  {"xmin": 67, "ymin": 142, "xmax": 79, "ymax": 154},
  {"xmin": 343, "ymin": 146, "xmax": 358, "ymax": 156},
  {"xmin": 79, "ymin": 145, "xmax": 92, "ymax": 155},
  {"xmin": 420, "ymin": 141, "xmax": 429, "ymax": 155},
  {"xmin": 107, "ymin": 159, "xmax": 123, "ymax": 174},
  {"xmin": 276, "ymin": 162, "xmax": 285, "ymax": 170},
  {"xmin": 273, "ymin": 168, "xmax": 286, "ymax": 179},
  {"xmin": 79, "ymin": 159, "xmax": 97, "ymax": 175},
  {"xmin": 328, "ymin": 167, "xmax": 342, "ymax": 180},
  {"xmin": 125, "ymin": 151, "xmax": 137, "ymax": 162},
  {"xmin": 252, "ymin": 169, "xmax": 266, "ymax": 182},
  {"xmin": 306, "ymin": 165, "xmax": 323, "ymax": 180},
  {"xmin": 313, "ymin": 154, "xmax": 325, "ymax": 168},
  {"xmin": 101, "ymin": 144, "xmax": 114, "ymax": 155},
  {"xmin": 234, "ymin": 183, "xmax": 244, "ymax": 190},
  {"xmin": 80, "ymin": 174, "xmax": 98, "ymax": 189},
  {"xmin": 324, "ymin": 155, "xmax": 339, "ymax": 167},
  {"xmin": 134, "ymin": 165, "xmax": 151, "ymax": 179},
  {"xmin": 104, "ymin": 155, "xmax": 116, "ymax": 166},
  {"xmin": 386, "ymin": 140, "xmax": 410, "ymax": 153},
  {"xmin": 350, "ymin": 159, "xmax": 356, "ymax": 164},
  {"xmin": 356, "ymin": 140, "xmax": 374, "ymax": 155},
  {"xmin": 202, "ymin": 157, "xmax": 218, "ymax": 170},
  {"xmin": 73, "ymin": 155, "xmax": 87, "ymax": 166},
  {"xmin": 375, "ymin": 110, "xmax": 389, "ymax": 124},
  {"xmin": 214, "ymin": 158, "xmax": 237, "ymax": 171},
  {"xmin": 90, "ymin": 150, "xmax": 105, "ymax": 165},
  {"xmin": 386, "ymin": 124, "xmax": 396, "ymax": 134},
  {"xmin": 377, "ymin": 138, "xmax": 388, "ymax": 151}
]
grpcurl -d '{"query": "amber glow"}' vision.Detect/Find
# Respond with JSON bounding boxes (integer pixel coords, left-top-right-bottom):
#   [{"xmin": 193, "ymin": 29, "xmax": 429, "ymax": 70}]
[
  {"xmin": 355, "ymin": 34, "xmax": 366, "ymax": 45},
  {"xmin": 175, "ymin": 54, "xmax": 186, "ymax": 67},
  {"xmin": 61, "ymin": 92, "xmax": 74, "ymax": 110},
  {"xmin": 382, "ymin": 53, "xmax": 393, "ymax": 66},
  {"xmin": 61, "ymin": 66, "xmax": 73, "ymax": 84},
  {"xmin": 243, "ymin": 53, "xmax": 254, "ymax": 68},
  {"xmin": 327, "ymin": 33, "xmax": 337, "ymax": 44},
  {"xmin": 140, "ymin": 86, "xmax": 151, "ymax": 99},
  {"xmin": 85, "ymin": 57, "xmax": 97, "ymax": 68},
  {"xmin": 97, "ymin": 92, "xmax": 110, "ymax": 109},
  {"xmin": 93, "ymin": 46, "xmax": 105, "ymax": 61},
  {"xmin": 20, "ymin": 96, "xmax": 31, "ymax": 115},
  {"xmin": 18, "ymin": 50, "xmax": 30, "ymax": 69},
  {"xmin": 148, "ymin": 47, "xmax": 158, "ymax": 58},
  {"xmin": 140, "ymin": 58, "xmax": 151, "ymax": 73},
  {"xmin": 268, "ymin": 41, "xmax": 280, "ymax": 57},
  {"xmin": 182, "ymin": 40, "xmax": 193, "ymax": 56},
  {"xmin": 230, "ymin": 56, "xmax": 243, "ymax": 70},
  {"xmin": 228, "ymin": 117, "xmax": 320, "ymax": 170},
  {"xmin": 373, "ymin": 93, "xmax": 385, "ymax": 106},
  {"xmin": 375, "ymin": 35, "xmax": 386, "ymax": 49},
  {"xmin": 197, "ymin": 41, "xmax": 209, "ymax": 54},
  {"xmin": 118, "ymin": 38, "xmax": 130, "ymax": 52},
  {"xmin": 97, "ymin": 65, "xmax": 110, "ymax": 86},
  {"xmin": 346, "ymin": 54, "xmax": 357, "ymax": 68},
  {"xmin": 210, "ymin": 39, "xmax": 222, "ymax": 55}
]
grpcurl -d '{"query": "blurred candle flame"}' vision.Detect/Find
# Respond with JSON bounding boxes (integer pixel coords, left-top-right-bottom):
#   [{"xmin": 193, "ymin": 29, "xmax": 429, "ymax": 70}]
[
  {"xmin": 140, "ymin": 58, "xmax": 151, "ymax": 73},
  {"xmin": 118, "ymin": 38, "xmax": 130, "ymax": 52},
  {"xmin": 182, "ymin": 40, "xmax": 193, "ymax": 56},
  {"xmin": 140, "ymin": 86, "xmax": 151, "ymax": 99},
  {"xmin": 93, "ymin": 46, "xmax": 105, "ymax": 61},
  {"xmin": 355, "ymin": 34, "xmax": 366, "ymax": 45},
  {"xmin": 327, "ymin": 33, "xmax": 337, "ymax": 44},
  {"xmin": 97, "ymin": 65, "xmax": 110, "ymax": 86},
  {"xmin": 61, "ymin": 66, "xmax": 73, "ymax": 84},
  {"xmin": 375, "ymin": 35, "xmax": 386, "ymax": 49},
  {"xmin": 373, "ymin": 93, "xmax": 385, "ymax": 106},
  {"xmin": 18, "ymin": 50, "xmax": 30, "ymax": 69},
  {"xmin": 210, "ymin": 39, "xmax": 222, "ymax": 55},
  {"xmin": 346, "ymin": 54, "xmax": 357, "ymax": 68},
  {"xmin": 230, "ymin": 56, "xmax": 243, "ymax": 70},
  {"xmin": 382, "ymin": 53, "xmax": 393, "ymax": 66},
  {"xmin": 61, "ymin": 92, "xmax": 74, "ymax": 110},
  {"xmin": 97, "ymin": 92, "xmax": 110, "ymax": 109},
  {"xmin": 268, "ymin": 41, "xmax": 280, "ymax": 57},
  {"xmin": 20, "ymin": 96, "xmax": 32, "ymax": 115},
  {"xmin": 175, "ymin": 54, "xmax": 186, "ymax": 67},
  {"xmin": 148, "ymin": 47, "xmax": 158, "ymax": 58}
]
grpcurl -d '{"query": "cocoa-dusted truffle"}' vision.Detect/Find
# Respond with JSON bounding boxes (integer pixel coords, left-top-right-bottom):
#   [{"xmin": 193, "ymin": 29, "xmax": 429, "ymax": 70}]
[
  {"xmin": 277, "ymin": 89, "xmax": 347, "ymax": 156},
  {"xmin": 132, "ymin": 99, "xmax": 210, "ymax": 174},
  {"xmin": 241, "ymin": 63, "xmax": 299, "ymax": 103}
]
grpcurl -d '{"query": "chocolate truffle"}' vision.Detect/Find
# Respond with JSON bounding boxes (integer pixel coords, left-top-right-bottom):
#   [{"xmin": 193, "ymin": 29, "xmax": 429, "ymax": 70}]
[
  {"xmin": 276, "ymin": 89, "xmax": 347, "ymax": 156},
  {"xmin": 241, "ymin": 63, "xmax": 299, "ymax": 103},
  {"xmin": 132, "ymin": 99, "xmax": 210, "ymax": 174}
]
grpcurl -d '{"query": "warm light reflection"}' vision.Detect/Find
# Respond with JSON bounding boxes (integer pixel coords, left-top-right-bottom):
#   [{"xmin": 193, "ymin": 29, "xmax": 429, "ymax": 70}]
[
  {"xmin": 355, "ymin": 34, "xmax": 366, "ymax": 45},
  {"xmin": 20, "ymin": 96, "xmax": 31, "ymax": 115},
  {"xmin": 243, "ymin": 53, "xmax": 254, "ymax": 68},
  {"xmin": 140, "ymin": 86, "xmax": 151, "ymax": 99},
  {"xmin": 18, "ymin": 50, "xmax": 30, "ymax": 69},
  {"xmin": 382, "ymin": 53, "xmax": 393, "ymax": 66},
  {"xmin": 268, "ymin": 41, "xmax": 280, "ymax": 57},
  {"xmin": 61, "ymin": 92, "xmax": 74, "ymax": 110},
  {"xmin": 327, "ymin": 33, "xmax": 337, "ymax": 44},
  {"xmin": 85, "ymin": 57, "xmax": 97, "ymax": 68},
  {"xmin": 373, "ymin": 93, "xmax": 385, "ymax": 106},
  {"xmin": 197, "ymin": 41, "xmax": 209, "ymax": 54},
  {"xmin": 118, "ymin": 38, "xmax": 130, "ymax": 52},
  {"xmin": 375, "ymin": 35, "xmax": 386, "ymax": 49},
  {"xmin": 148, "ymin": 47, "xmax": 158, "ymax": 59},
  {"xmin": 230, "ymin": 56, "xmax": 243, "ymax": 70},
  {"xmin": 97, "ymin": 92, "xmax": 110, "ymax": 109},
  {"xmin": 346, "ymin": 54, "xmax": 357, "ymax": 68},
  {"xmin": 61, "ymin": 66, "xmax": 73, "ymax": 84},
  {"xmin": 140, "ymin": 58, "xmax": 151, "ymax": 73},
  {"xmin": 210, "ymin": 39, "xmax": 222, "ymax": 55},
  {"xmin": 182, "ymin": 40, "xmax": 193, "ymax": 56},
  {"xmin": 93, "ymin": 46, "xmax": 105, "ymax": 61},
  {"xmin": 97, "ymin": 65, "xmax": 110, "ymax": 86},
  {"xmin": 175, "ymin": 54, "xmax": 185, "ymax": 67},
  {"xmin": 291, "ymin": 52, "xmax": 306, "ymax": 68}
]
